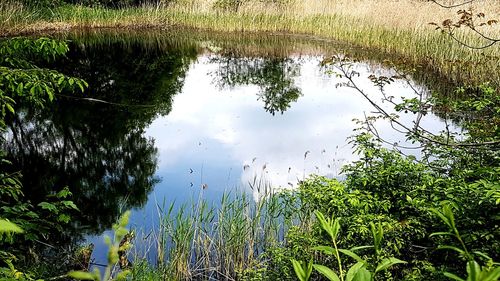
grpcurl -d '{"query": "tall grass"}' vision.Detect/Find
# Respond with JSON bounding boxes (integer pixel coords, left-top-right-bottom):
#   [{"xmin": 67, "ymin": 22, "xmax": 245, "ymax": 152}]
[
  {"xmin": 131, "ymin": 179, "xmax": 304, "ymax": 280},
  {"xmin": 1, "ymin": 0, "xmax": 498, "ymax": 86},
  {"xmin": 0, "ymin": 1, "xmax": 42, "ymax": 30}
]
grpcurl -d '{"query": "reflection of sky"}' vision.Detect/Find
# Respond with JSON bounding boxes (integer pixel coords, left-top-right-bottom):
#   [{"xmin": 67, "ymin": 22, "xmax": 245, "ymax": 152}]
[{"xmin": 88, "ymin": 55, "xmax": 458, "ymax": 265}]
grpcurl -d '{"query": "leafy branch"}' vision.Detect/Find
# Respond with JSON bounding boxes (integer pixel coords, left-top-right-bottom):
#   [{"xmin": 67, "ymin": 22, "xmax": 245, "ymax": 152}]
[
  {"xmin": 429, "ymin": 7, "xmax": 499, "ymax": 49},
  {"xmin": 321, "ymin": 55, "xmax": 500, "ymax": 150},
  {"xmin": 68, "ymin": 211, "xmax": 132, "ymax": 281}
]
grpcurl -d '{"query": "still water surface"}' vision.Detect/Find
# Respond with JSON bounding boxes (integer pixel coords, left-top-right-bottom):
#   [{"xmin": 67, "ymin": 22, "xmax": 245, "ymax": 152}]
[{"xmin": 5, "ymin": 30, "xmax": 457, "ymax": 264}]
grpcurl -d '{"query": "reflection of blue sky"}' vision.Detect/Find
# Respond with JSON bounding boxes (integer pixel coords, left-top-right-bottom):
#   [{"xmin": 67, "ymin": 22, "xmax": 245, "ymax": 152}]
[
  {"xmin": 88, "ymin": 55, "xmax": 459, "ymax": 264},
  {"xmin": 145, "ymin": 56, "xmax": 451, "ymax": 191}
]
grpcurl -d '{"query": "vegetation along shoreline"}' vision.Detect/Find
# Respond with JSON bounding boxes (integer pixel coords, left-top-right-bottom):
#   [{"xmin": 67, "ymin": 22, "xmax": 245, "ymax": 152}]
[{"xmin": 1, "ymin": 0, "xmax": 499, "ymax": 86}]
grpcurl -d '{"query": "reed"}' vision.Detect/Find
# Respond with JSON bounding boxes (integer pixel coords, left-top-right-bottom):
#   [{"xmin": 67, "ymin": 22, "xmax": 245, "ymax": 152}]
[
  {"xmin": 1, "ymin": 0, "xmax": 497, "ymax": 86},
  {"xmin": 134, "ymin": 178, "xmax": 301, "ymax": 280}
]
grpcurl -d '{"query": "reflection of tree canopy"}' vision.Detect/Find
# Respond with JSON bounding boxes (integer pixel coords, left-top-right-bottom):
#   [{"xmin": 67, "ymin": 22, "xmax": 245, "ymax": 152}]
[
  {"xmin": 59, "ymin": 41, "xmax": 198, "ymax": 122},
  {"xmin": 211, "ymin": 55, "xmax": 302, "ymax": 115},
  {"xmin": 3, "ymin": 40, "xmax": 197, "ymax": 234}
]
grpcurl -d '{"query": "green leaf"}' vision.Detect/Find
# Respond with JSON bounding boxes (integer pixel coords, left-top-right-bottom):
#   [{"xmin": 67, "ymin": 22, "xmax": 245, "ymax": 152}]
[
  {"xmin": 437, "ymin": 245, "xmax": 466, "ymax": 256},
  {"xmin": 430, "ymin": 231, "xmax": 454, "ymax": 237},
  {"xmin": 332, "ymin": 218, "xmax": 341, "ymax": 240},
  {"xmin": 58, "ymin": 214, "xmax": 71, "ymax": 223},
  {"xmin": 291, "ymin": 259, "xmax": 312, "ymax": 281},
  {"xmin": 44, "ymin": 84, "xmax": 54, "ymax": 101},
  {"xmin": 313, "ymin": 264, "xmax": 340, "ymax": 281},
  {"xmin": 38, "ymin": 202, "xmax": 58, "ymax": 213},
  {"xmin": 339, "ymin": 249, "xmax": 367, "ymax": 264},
  {"xmin": 0, "ymin": 219, "xmax": 24, "ymax": 233},
  {"xmin": 370, "ymin": 222, "xmax": 383, "ymax": 253},
  {"xmin": 5, "ymin": 103, "xmax": 14, "ymax": 114},
  {"xmin": 291, "ymin": 260, "xmax": 305, "ymax": 281},
  {"xmin": 443, "ymin": 205, "xmax": 456, "ymax": 229},
  {"xmin": 67, "ymin": 271, "xmax": 97, "ymax": 280},
  {"xmin": 76, "ymin": 80, "xmax": 85, "ymax": 93},
  {"xmin": 375, "ymin": 257, "xmax": 406, "ymax": 273},
  {"xmin": 57, "ymin": 76, "xmax": 65, "ymax": 86},
  {"xmin": 466, "ymin": 261, "xmax": 480, "ymax": 280},
  {"xmin": 471, "ymin": 251, "xmax": 491, "ymax": 261},
  {"xmin": 443, "ymin": 272, "xmax": 465, "ymax": 281},
  {"xmin": 62, "ymin": 200, "xmax": 79, "ymax": 210},
  {"xmin": 353, "ymin": 267, "xmax": 372, "ymax": 281},
  {"xmin": 346, "ymin": 262, "xmax": 366, "ymax": 281},
  {"xmin": 349, "ymin": 246, "xmax": 374, "ymax": 252},
  {"xmin": 313, "ymin": 246, "xmax": 337, "ymax": 256},
  {"xmin": 482, "ymin": 267, "xmax": 500, "ymax": 281},
  {"xmin": 315, "ymin": 210, "xmax": 334, "ymax": 239},
  {"xmin": 56, "ymin": 187, "xmax": 71, "ymax": 199}
]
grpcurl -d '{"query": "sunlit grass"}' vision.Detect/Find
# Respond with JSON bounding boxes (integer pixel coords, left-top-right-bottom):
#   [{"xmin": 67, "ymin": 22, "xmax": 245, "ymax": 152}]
[{"xmin": 1, "ymin": 0, "xmax": 498, "ymax": 86}]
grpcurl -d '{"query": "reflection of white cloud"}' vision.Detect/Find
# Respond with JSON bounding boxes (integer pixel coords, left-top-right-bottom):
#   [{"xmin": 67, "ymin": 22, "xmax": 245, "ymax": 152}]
[{"xmin": 145, "ymin": 55, "xmax": 450, "ymax": 193}]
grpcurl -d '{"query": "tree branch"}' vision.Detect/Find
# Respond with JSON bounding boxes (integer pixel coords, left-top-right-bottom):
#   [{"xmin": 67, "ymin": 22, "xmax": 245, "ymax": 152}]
[{"xmin": 428, "ymin": 0, "xmax": 474, "ymax": 9}]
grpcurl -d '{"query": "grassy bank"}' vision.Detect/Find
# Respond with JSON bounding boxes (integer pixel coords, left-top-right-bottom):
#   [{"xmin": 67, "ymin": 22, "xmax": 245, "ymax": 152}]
[{"xmin": 1, "ymin": 0, "xmax": 499, "ymax": 87}]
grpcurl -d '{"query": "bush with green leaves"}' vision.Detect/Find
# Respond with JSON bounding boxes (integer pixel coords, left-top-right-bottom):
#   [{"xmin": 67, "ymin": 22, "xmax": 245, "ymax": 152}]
[
  {"xmin": 263, "ymin": 129, "xmax": 497, "ymax": 280},
  {"xmin": 0, "ymin": 37, "xmax": 87, "ymax": 279}
]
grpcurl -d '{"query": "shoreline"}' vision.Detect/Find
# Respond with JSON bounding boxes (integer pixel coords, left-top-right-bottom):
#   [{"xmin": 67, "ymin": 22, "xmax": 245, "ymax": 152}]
[{"xmin": 1, "ymin": 5, "xmax": 499, "ymax": 88}]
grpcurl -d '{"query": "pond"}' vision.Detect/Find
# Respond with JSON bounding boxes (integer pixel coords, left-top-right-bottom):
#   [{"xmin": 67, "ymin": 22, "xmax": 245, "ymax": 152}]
[{"xmin": 4, "ymin": 29, "xmax": 459, "ymax": 268}]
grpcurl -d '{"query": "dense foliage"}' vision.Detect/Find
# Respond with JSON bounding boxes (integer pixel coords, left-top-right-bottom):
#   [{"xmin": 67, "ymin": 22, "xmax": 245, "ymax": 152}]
[
  {"xmin": 0, "ymin": 37, "xmax": 88, "ymax": 280},
  {"xmin": 4, "ymin": 38, "xmax": 197, "ymax": 235},
  {"xmin": 264, "ymin": 72, "xmax": 500, "ymax": 280}
]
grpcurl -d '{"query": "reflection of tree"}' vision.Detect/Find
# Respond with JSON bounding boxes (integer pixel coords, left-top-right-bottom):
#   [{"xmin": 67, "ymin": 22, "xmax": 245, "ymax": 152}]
[
  {"xmin": 6, "ymin": 104, "xmax": 158, "ymax": 235},
  {"xmin": 4, "ymin": 40, "xmax": 197, "ymax": 235},
  {"xmin": 59, "ymin": 41, "xmax": 198, "ymax": 122},
  {"xmin": 212, "ymin": 55, "xmax": 302, "ymax": 115}
]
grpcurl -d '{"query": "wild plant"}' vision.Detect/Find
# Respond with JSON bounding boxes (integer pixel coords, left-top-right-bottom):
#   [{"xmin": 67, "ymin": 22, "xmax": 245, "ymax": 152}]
[
  {"xmin": 292, "ymin": 210, "xmax": 406, "ymax": 281},
  {"xmin": 69, "ymin": 211, "xmax": 133, "ymax": 281},
  {"xmin": 430, "ymin": 205, "xmax": 500, "ymax": 281},
  {"xmin": 148, "ymin": 184, "xmax": 296, "ymax": 280}
]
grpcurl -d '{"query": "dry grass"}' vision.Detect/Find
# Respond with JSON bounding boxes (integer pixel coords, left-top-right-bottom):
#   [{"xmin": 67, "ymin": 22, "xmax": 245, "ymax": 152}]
[
  {"xmin": 288, "ymin": 0, "xmax": 499, "ymax": 29},
  {"xmin": 1, "ymin": 0, "xmax": 499, "ymax": 86}
]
